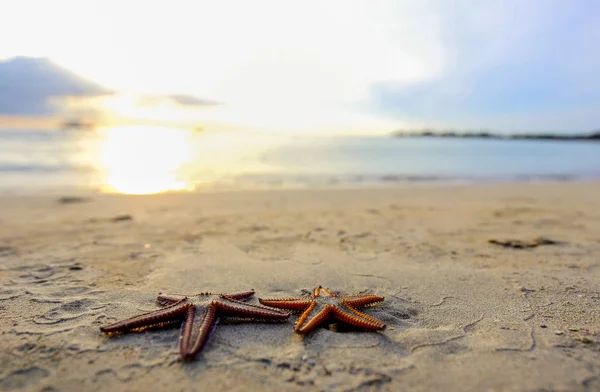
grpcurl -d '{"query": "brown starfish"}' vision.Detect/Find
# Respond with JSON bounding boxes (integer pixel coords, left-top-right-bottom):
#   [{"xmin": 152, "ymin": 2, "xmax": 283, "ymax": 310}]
[
  {"xmin": 259, "ymin": 286, "xmax": 386, "ymax": 334},
  {"xmin": 100, "ymin": 289, "xmax": 290, "ymax": 360}
]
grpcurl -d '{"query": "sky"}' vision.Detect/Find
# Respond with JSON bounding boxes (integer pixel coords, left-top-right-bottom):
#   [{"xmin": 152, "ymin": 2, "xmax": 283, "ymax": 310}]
[{"xmin": 1, "ymin": 0, "xmax": 599, "ymax": 134}]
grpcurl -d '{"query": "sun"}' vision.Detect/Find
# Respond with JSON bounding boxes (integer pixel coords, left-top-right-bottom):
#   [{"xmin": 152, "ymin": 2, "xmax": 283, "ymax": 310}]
[{"xmin": 95, "ymin": 125, "xmax": 193, "ymax": 194}]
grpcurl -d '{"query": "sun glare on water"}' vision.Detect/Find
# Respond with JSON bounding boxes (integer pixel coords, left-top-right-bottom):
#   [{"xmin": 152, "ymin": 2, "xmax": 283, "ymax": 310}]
[{"xmin": 96, "ymin": 126, "xmax": 193, "ymax": 194}]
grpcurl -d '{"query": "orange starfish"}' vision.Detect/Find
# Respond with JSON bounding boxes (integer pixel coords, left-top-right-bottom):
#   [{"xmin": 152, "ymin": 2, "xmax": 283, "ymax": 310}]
[
  {"xmin": 100, "ymin": 290, "xmax": 290, "ymax": 360},
  {"xmin": 259, "ymin": 286, "xmax": 385, "ymax": 334}
]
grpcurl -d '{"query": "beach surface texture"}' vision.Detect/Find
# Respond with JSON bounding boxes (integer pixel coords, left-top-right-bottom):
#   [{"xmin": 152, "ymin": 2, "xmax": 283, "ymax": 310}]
[{"xmin": 1, "ymin": 182, "xmax": 599, "ymax": 391}]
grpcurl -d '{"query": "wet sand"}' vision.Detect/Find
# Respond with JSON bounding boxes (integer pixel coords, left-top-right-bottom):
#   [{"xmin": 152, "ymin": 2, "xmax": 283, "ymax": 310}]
[{"xmin": 1, "ymin": 182, "xmax": 599, "ymax": 391}]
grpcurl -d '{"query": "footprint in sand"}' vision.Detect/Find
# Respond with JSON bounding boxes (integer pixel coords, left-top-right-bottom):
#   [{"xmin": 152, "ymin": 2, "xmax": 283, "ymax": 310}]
[{"xmin": 0, "ymin": 366, "xmax": 50, "ymax": 390}]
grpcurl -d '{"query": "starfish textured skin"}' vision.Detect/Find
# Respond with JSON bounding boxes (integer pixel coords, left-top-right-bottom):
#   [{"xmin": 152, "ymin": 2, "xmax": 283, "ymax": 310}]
[
  {"xmin": 100, "ymin": 289, "xmax": 290, "ymax": 360},
  {"xmin": 259, "ymin": 286, "xmax": 386, "ymax": 334}
]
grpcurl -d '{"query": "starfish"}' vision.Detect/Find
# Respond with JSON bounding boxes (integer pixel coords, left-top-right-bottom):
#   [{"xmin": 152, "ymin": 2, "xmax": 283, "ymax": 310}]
[
  {"xmin": 259, "ymin": 286, "xmax": 386, "ymax": 334},
  {"xmin": 100, "ymin": 289, "xmax": 290, "ymax": 360}
]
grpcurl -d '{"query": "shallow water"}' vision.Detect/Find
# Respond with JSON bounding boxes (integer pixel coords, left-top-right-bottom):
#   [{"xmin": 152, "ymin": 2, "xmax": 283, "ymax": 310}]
[{"xmin": 1, "ymin": 127, "xmax": 599, "ymax": 194}]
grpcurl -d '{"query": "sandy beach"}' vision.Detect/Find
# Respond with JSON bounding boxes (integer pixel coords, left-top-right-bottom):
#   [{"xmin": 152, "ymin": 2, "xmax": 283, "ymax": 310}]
[{"xmin": 1, "ymin": 181, "xmax": 599, "ymax": 391}]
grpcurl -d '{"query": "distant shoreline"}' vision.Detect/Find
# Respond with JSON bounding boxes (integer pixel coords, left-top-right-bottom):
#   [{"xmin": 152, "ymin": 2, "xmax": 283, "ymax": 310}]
[{"xmin": 391, "ymin": 130, "xmax": 600, "ymax": 141}]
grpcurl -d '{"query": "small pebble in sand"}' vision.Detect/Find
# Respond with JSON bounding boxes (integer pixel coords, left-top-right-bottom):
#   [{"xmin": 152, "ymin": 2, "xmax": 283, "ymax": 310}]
[
  {"xmin": 57, "ymin": 196, "xmax": 90, "ymax": 204},
  {"xmin": 488, "ymin": 236, "xmax": 564, "ymax": 249},
  {"xmin": 577, "ymin": 337, "xmax": 594, "ymax": 344},
  {"xmin": 0, "ymin": 246, "xmax": 17, "ymax": 257},
  {"xmin": 555, "ymin": 330, "xmax": 565, "ymax": 335},
  {"xmin": 111, "ymin": 215, "xmax": 133, "ymax": 222},
  {"xmin": 540, "ymin": 324, "xmax": 547, "ymax": 328}
]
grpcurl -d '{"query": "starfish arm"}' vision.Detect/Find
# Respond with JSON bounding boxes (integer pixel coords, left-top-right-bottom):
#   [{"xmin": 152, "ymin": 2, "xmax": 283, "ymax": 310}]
[
  {"xmin": 180, "ymin": 304, "xmax": 217, "ymax": 360},
  {"xmin": 319, "ymin": 287, "xmax": 337, "ymax": 297},
  {"xmin": 295, "ymin": 302, "xmax": 332, "ymax": 334},
  {"xmin": 258, "ymin": 298, "xmax": 313, "ymax": 311},
  {"xmin": 156, "ymin": 293, "xmax": 187, "ymax": 306},
  {"xmin": 333, "ymin": 303, "xmax": 386, "ymax": 330},
  {"xmin": 342, "ymin": 294, "xmax": 385, "ymax": 308},
  {"xmin": 223, "ymin": 290, "xmax": 255, "ymax": 300},
  {"xmin": 340, "ymin": 292, "xmax": 380, "ymax": 298},
  {"xmin": 100, "ymin": 302, "xmax": 190, "ymax": 334},
  {"xmin": 216, "ymin": 298, "xmax": 290, "ymax": 319}
]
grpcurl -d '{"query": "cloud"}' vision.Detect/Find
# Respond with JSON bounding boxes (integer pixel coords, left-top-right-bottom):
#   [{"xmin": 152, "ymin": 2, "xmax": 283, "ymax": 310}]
[
  {"xmin": 368, "ymin": 0, "xmax": 600, "ymax": 131},
  {"xmin": 0, "ymin": 57, "xmax": 219, "ymax": 128},
  {"xmin": 53, "ymin": 92, "xmax": 224, "ymax": 130},
  {"xmin": 1, "ymin": 1, "xmax": 446, "ymax": 106},
  {"xmin": 0, "ymin": 57, "xmax": 112, "ymax": 116},
  {"xmin": 167, "ymin": 95, "xmax": 220, "ymax": 107},
  {"xmin": 0, "ymin": 1, "xmax": 444, "ymax": 133},
  {"xmin": 131, "ymin": 94, "xmax": 219, "ymax": 108},
  {"xmin": 3, "ymin": 1, "xmax": 599, "ymax": 133}
]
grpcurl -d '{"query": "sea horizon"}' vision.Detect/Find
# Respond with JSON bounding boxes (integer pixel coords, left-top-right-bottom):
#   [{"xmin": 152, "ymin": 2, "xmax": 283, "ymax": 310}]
[{"xmin": 1, "ymin": 126, "xmax": 600, "ymax": 195}]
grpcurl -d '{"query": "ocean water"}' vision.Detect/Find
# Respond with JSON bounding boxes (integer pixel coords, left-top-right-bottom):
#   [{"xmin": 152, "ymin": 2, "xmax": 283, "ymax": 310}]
[{"xmin": 1, "ymin": 127, "xmax": 600, "ymax": 194}]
